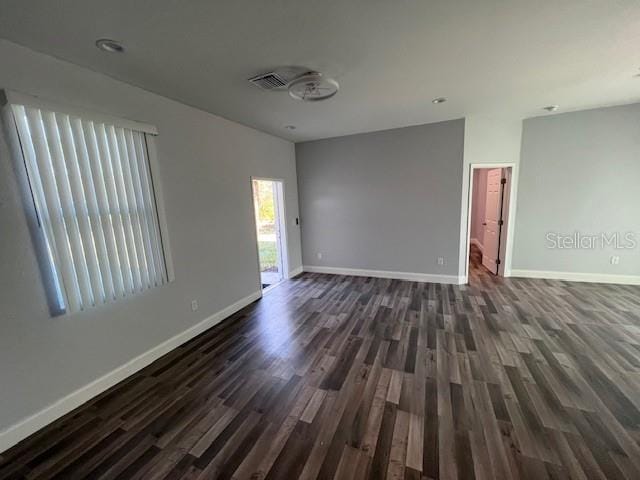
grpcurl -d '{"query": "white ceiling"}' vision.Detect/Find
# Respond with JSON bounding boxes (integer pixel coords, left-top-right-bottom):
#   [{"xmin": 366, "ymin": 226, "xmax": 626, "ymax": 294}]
[{"xmin": 1, "ymin": 0, "xmax": 639, "ymax": 142}]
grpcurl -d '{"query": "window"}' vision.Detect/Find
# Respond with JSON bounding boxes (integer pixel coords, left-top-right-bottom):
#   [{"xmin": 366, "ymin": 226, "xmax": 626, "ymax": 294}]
[{"xmin": 6, "ymin": 95, "xmax": 170, "ymax": 315}]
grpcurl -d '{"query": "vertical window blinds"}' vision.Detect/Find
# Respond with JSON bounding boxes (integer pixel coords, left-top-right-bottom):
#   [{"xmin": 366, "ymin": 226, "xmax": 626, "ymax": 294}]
[{"xmin": 11, "ymin": 103, "xmax": 167, "ymax": 314}]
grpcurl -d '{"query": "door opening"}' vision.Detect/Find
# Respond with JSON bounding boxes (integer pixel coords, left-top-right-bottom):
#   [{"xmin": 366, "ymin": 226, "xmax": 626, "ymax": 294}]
[
  {"xmin": 251, "ymin": 178, "xmax": 288, "ymax": 290},
  {"xmin": 467, "ymin": 167, "xmax": 512, "ymax": 278}
]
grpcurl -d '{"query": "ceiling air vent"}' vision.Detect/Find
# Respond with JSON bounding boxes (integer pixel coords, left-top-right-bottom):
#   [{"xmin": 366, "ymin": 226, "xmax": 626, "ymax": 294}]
[{"xmin": 248, "ymin": 72, "xmax": 288, "ymax": 90}]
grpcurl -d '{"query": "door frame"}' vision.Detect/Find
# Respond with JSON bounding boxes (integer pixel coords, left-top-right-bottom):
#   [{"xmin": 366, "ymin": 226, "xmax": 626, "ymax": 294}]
[
  {"xmin": 250, "ymin": 176, "xmax": 290, "ymax": 290},
  {"xmin": 464, "ymin": 163, "xmax": 517, "ymax": 282}
]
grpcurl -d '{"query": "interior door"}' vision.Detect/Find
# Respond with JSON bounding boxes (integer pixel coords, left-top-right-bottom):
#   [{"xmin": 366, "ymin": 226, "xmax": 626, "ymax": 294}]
[{"xmin": 482, "ymin": 169, "xmax": 503, "ymax": 274}]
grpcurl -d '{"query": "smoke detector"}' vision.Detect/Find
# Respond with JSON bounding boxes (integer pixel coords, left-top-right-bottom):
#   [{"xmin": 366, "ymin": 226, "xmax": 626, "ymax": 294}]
[{"xmin": 288, "ymin": 72, "xmax": 339, "ymax": 102}]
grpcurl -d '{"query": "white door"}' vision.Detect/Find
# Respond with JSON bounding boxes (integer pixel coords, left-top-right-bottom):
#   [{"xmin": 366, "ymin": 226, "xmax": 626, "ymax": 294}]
[
  {"xmin": 482, "ymin": 169, "xmax": 503, "ymax": 274},
  {"xmin": 252, "ymin": 179, "xmax": 288, "ymax": 288},
  {"xmin": 273, "ymin": 182, "xmax": 285, "ymax": 282}
]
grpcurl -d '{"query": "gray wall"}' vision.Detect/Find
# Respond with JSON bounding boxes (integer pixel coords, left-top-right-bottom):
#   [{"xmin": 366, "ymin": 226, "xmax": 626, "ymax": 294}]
[
  {"xmin": 296, "ymin": 119, "xmax": 465, "ymax": 277},
  {"xmin": 513, "ymin": 103, "xmax": 640, "ymax": 276},
  {"xmin": 0, "ymin": 40, "xmax": 301, "ymax": 434}
]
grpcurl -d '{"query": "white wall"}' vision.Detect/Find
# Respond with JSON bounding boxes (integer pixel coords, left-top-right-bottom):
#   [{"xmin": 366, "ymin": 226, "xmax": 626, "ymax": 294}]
[
  {"xmin": 0, "ymin": 40, "xmax": 302, "ymax": 447},
  {"xmin": 470, "ymin": 169, "xmax": 488, "ymax": 246},
  {"xmin": 458, "ymin": 115, "xmax": 523, "ymax": 279}
]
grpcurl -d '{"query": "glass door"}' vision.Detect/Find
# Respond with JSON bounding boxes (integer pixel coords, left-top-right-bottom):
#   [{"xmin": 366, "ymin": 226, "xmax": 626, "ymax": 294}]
[{"xmin": 252, "ymin": 179, "xmax": 285, "ymax": 289}]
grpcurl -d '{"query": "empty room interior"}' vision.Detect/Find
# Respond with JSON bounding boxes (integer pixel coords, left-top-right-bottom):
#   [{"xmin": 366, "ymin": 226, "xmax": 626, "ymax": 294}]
[{"xmin": 0, "ymin": 1, "xmax": 639, "ymax": 479}]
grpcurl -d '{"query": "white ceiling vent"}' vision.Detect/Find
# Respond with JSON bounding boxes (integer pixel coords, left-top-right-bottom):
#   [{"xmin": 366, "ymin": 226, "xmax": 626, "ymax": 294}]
[
  {"xmin": 248, "ymin": 67, "xmax": 338, "ymax": 101},
  {"xmin": 248, "ymin": 72, "xmax": 288, "ymax": 90}
]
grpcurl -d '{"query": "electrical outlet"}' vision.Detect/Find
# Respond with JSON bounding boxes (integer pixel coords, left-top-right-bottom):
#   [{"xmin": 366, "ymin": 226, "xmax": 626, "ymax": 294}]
[
  {"xmin": 317, "ymin": 252, "xmax": 323, "ymax": 260},
  {"xmin": 437, "ymin": 257, "xmax": 445, "ymax": 266},
  {"xmin": 191, "ymin": 299, "xmax": 199, "ymax": 312},
  {"xmin": 610, "ymin": 255, "xmax": 620, "ymax": 265}
]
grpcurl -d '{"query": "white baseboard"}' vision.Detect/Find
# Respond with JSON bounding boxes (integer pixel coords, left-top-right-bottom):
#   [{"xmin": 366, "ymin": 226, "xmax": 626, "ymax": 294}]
[
  {"xmin": 470, "ymin": 238, "xmax": 484, "ymax": 253},
  {"xmin": 303, "ymin": 265, "xmax": 463, "ymax": 284},
  {"xmin": 288, "ymin": 266, "xmax": 303, "ymax": 278},
  {"xmin": 511, "ymin": 269, "xmax": 640, "ymax": 286},
  {"xmin": 0, "ymin": 289, "xmax": 262, "ymax": 454}
]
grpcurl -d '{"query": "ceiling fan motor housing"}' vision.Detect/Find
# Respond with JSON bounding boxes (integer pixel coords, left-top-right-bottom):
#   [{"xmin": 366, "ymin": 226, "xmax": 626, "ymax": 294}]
[{"xmin": 287, "ymin": 72, "xmax": 339, "ymax": 102}]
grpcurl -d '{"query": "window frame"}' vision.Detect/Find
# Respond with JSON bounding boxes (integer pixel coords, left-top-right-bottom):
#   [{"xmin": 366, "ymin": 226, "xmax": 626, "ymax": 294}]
[{"xmin": 1, "ymin": 89, "xmax": 174, "ymax": 316}]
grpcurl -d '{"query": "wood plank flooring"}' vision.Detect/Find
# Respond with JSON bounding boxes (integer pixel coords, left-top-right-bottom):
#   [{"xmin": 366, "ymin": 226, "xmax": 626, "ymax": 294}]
[{"xmin": 2, "ymin": 249, "xmax": 640, "ymax": 479}]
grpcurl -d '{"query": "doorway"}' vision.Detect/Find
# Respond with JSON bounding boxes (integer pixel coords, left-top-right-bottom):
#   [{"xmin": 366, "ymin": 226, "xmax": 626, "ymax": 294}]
[
  {"xmin": 251, "ymin": 178, "xmax": 288, "ymax": 290},
  {"xmin": 467, "ymin": 167, "xmax": 512, "ymax": 277}
]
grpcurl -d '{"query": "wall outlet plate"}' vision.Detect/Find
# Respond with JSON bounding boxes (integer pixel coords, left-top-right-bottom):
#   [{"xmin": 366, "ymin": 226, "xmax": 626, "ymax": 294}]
[
  {"xmin": 317, "ymin": 252, "xmax": 323, "ymax": 260},
  {"xmin": 191, "ymin": 300, "xmax": 199, "ymax": 312},
  {"xmin": 437, "ymin": 257, "xmax": 445, "ymax": 266}
]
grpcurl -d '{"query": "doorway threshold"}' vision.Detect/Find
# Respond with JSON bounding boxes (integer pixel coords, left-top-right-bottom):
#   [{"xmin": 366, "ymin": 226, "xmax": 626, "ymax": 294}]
[{"xmin": 262, "ymin": 280, "xmax": 285, "ymax": 294}]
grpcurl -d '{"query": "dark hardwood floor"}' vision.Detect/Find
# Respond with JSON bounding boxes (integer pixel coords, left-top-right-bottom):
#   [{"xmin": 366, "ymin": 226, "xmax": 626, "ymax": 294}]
[{"xmin": 2, "ymin": 249, "xmax": 640, "ymax": 479}]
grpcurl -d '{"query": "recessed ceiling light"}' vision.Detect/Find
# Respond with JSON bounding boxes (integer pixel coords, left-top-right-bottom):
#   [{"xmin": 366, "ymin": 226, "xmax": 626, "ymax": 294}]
[
  {"xmin": 432, "ymin": 97, "xmax": 447, "ymax": 104},
  {"xmin": 284, "ymin": 125, "xmax": 296, "ymax": 130},
  {"xmin": 543, "ymin": 105, "xmax": 559, "ymax": 112},
  {"xmin": 95, "ymin": 39, "xmax": 124, "ymax": 53}
]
